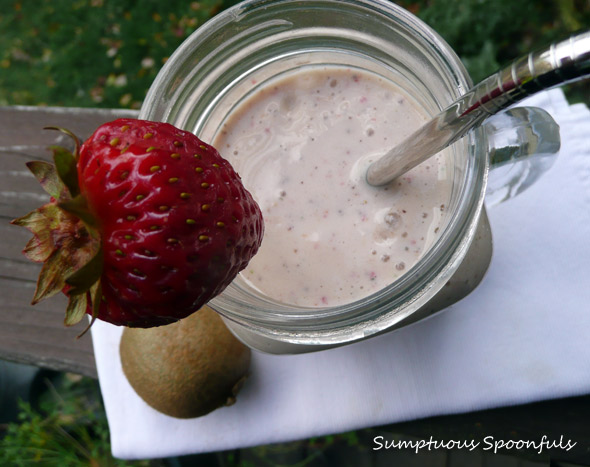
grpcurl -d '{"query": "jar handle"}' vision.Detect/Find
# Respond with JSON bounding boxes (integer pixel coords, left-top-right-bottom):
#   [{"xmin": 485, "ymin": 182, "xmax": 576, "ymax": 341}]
[{"xmin": 484, "ymin": 106, "xmax": 560, "ymax": 207}]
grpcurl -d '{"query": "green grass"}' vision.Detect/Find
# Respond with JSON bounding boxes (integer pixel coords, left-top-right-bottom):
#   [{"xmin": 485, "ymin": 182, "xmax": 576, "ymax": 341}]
[
  {"xmin": 0, "ymin": 0, "xmax": 228, "ymax": 108},
  {"xmin": 0, "ymin": 0, "xmax": 588, "ymax": 109},
  {"xmin": 0, "ymin": 372, "xmax": 151, "ymax": 466}
]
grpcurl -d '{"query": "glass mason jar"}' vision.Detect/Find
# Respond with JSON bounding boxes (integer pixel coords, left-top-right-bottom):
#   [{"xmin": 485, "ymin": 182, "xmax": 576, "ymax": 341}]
[{"xmin": 140, "ymin": 0, "xmax": 559, "ymax": 353}]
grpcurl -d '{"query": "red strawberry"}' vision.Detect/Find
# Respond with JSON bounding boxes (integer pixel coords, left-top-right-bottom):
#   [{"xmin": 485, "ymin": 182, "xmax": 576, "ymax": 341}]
[{"xmin": 12, "ymin": 119, "xmax": 264, "ymax": 330}]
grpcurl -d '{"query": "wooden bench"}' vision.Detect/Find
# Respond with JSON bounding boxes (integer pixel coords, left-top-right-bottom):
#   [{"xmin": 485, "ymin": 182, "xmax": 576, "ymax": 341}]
[{"xmin": 0, "ymin": 105, "xmax": 137, "ymax": 378}]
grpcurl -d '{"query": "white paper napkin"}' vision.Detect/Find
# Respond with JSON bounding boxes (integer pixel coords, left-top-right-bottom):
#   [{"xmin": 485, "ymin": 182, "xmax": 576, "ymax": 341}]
[{"xmin": 91, "ymin": 87, "xmax": 590, "ymax": 460}]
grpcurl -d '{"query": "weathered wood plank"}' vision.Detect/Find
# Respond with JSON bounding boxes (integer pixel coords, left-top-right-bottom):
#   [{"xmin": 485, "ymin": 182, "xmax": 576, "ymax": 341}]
[{"xmin": 0, "ymin": 105, "xmax": 138, "ymax": 378}]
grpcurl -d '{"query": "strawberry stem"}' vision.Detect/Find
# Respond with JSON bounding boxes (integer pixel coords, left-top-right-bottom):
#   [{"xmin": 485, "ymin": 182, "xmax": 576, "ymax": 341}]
[{"xmin": 43, "ymin": 126, "xmax": 81, "ymax": 160}]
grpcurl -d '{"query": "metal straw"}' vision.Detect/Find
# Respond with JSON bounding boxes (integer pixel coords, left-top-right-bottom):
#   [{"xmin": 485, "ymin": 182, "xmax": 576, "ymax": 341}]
[{"xmin": 366, "ymin": 30, "xmax": 590, "ymax": 186}]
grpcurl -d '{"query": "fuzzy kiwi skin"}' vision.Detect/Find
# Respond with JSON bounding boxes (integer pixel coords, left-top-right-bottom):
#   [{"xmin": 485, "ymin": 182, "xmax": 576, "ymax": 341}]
[{"xmin": 120, "ymin": 305, "xmax": 251, "ymax": 419}]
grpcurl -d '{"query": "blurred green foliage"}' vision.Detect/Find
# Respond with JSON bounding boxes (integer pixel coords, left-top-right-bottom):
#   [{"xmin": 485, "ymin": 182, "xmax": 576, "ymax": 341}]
[
  {"xmin": 0, "ymin": 373, "xmax": 150, "ymax": 466},
  {"xmin": 406, "ymin": 0, "xmax": 590, "ymax": 103},
  {"xmin": 0, "ymin": 0, "xmax": 227, "ymax": 108},
  {"xmin": 0, "ymin": 0, "xmax": 588, "ymax": 109}
]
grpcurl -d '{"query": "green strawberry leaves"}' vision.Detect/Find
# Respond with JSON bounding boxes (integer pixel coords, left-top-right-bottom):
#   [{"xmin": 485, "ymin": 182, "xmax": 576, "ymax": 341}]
[
  {"xmin": 58, "ymin": 195, "xmax": 98, "ymax": 231},
  {"xmin": 51, "ymin": 144, "xmax": 80, "ymax": 198},
  {"xmin": 11, "ymin": 127, "xmax": 104, "ymax": 333},
  {"xmin": 79, "ymin": 281, "xmax": 102, "ymax": 338},
  {"xmin": 65, "ymin": 293, "xmax": 88, "ymax": 327},
  {"xmin": 13, "ymin": 202, "xmax": 100, "ymax": 305},
  {"xmin": 25, "ymin": 161, "xmax": 67, "ymax": 200},
  {"xmin": 65, "ymin": 281, "xmax": 102, "ymax": 338},
  {"xmin": 65, "ymin": 247, "xmax": 103, "ymax": 296}
]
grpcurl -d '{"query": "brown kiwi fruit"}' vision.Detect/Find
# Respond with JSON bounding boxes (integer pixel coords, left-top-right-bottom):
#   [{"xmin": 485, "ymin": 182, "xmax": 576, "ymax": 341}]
[{"xmin": 120, "ymin": 305, "xmax": 251, "ymax": 418}]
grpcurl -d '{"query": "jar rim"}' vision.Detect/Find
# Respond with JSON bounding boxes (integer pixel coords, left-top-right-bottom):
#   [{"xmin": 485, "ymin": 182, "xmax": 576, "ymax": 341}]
[{"xmin": 140, "ymin": 0, "xmax": 487, "ymax": 344}]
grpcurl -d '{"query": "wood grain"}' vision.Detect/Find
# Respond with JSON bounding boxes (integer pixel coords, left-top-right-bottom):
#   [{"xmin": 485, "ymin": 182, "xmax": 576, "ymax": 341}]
[{"xmin": 0, "ymin": 106, "xmax": 138, "ymax": 378}]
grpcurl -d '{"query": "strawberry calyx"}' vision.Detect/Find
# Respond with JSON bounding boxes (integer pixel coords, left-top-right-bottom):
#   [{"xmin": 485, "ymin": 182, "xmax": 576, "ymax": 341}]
[{"xmin": 11, "ymin": 127, "xmax": 103, "ymax": 336}]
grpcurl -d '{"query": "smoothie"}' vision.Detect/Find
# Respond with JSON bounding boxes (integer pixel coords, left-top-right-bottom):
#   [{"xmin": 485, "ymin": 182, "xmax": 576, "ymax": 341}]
[{"xmin": 214, "ymin": 66, "xmax": 453, "ymax": 307}]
